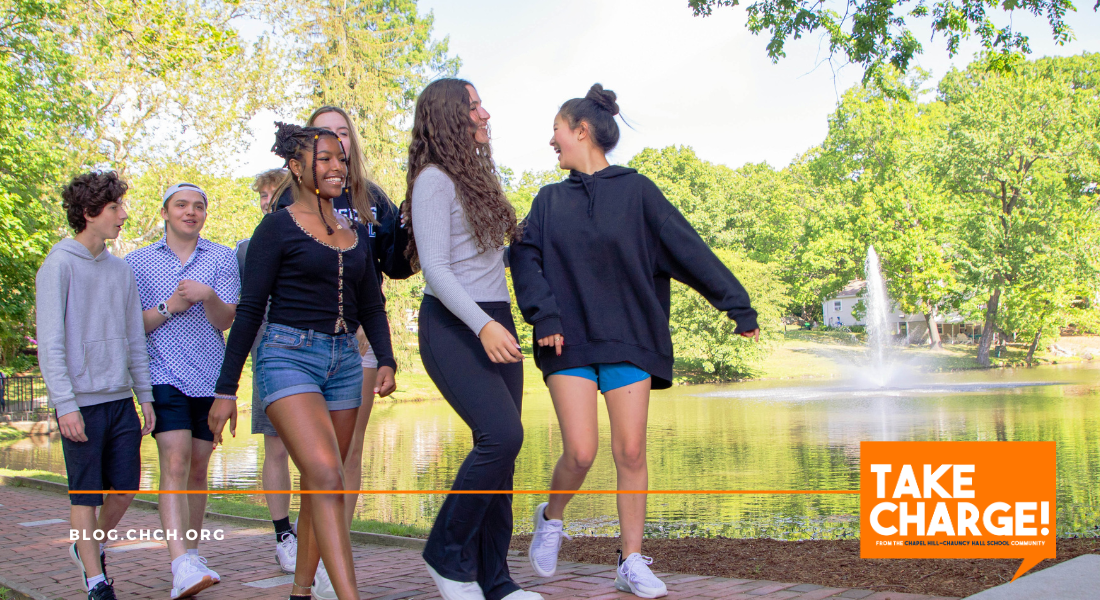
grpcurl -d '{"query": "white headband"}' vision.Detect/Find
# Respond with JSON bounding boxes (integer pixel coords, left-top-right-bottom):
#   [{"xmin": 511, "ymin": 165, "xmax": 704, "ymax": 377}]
[{"xmin": 162, "ymin": 182, "xmax": 208, "ymax": 207}]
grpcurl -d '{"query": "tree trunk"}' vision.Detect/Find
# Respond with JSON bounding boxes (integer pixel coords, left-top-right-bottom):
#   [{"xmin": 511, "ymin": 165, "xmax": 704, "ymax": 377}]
[
  {"xmin": 1026, "ymin": 325, "xmax": 1044, "ymax": 366},
  {"xmin": 976, "ymin": 288, "xmax": 1002, "ymax": 367},
  {"xmin": 925, "ymin": 305, "xmax": 941, "ymax": 349}
]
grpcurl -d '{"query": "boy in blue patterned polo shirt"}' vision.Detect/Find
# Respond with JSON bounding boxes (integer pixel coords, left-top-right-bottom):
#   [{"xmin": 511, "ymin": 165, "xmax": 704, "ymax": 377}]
[{"xmin": 125, "ymin": 182, "xmax": 240, "ymax": 599}]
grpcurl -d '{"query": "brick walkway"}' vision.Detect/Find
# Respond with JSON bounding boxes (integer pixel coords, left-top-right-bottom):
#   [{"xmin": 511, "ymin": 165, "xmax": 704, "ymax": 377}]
[{"xmin": 0, "ymin": 485, "xmax": 957, "ymax": 600}]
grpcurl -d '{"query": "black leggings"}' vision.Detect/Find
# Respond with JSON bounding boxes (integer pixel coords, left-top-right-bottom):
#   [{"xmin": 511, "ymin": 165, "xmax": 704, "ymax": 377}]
[{"xmin": 419, "ymin": 295, "xmax": 523, "ymax": 600}]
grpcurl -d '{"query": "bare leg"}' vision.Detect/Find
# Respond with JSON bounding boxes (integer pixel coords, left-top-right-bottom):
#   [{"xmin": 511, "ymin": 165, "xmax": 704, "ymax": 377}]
[
  {"xmin": 544, "ymin": 375, "xmax": 600, "ymax": 520},
  {"xmin": 72, "ymin": 505, "xmax": 103, "ymax": 577},
  {"xmin": 262, "ymin": 434, "xmax": 292, "ymax": 520},
  {"xmin": 186, "ymin": 438, "xmax": 214, "ymax": 551},
  {"xmin": 342, "ymin": 367, "xmax": 377, "ymax": 525},
  {"xmin": 604, "ymin": 379, "xmax": 652, "ymax": 557},
  {"xmin": 155, "ymin": 429, "xmax": 195, "ymax": 561},
  {"xmin": 97, "ymin": 491, "xmax": 135, "ymax": 538},
  {"xmin": 268, "ymin": 394, "xmax": 358, "ymax": 600}
]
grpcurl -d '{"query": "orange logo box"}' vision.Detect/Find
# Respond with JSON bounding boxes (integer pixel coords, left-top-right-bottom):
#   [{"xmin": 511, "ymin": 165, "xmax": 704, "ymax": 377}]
[{"xmin": 860, "ymin": 441, "xmax": 1055, "ymax": 580}]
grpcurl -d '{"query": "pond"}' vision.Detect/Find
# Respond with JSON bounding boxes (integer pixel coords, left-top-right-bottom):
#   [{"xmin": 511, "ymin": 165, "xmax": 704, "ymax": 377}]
[{"xmin": 3, "ymin": 362, "xmax": 1097, "ymax": 540}]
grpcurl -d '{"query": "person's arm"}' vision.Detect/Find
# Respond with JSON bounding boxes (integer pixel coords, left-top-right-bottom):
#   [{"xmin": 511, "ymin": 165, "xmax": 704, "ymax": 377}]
[
  {"xmin": 355, "ymin": 230, "xmax": 397, "ymax": 396},
  {"xmin": 124, "ymin": 269, "xmax": 156, "ymax": 435},
  {"xmin": 35, "ymin": 258, "xmax": 79, "ymax": 419},
  {"xmin": 141, "ymin": 289, "xmax": 193, "ymax": 333},
  {"xmin": 177, "ymin": 251, "xmax": 240, "ymax": 331},
  {"xmin": 371, "ymin": 187, "xmax": 415, "ymax": 280},
  {"xmin": 509, "ymin": 192, "xmax": 565, "ymax": 352},
  {"xmin": 411, "ymin": 169, "xmax": 495, "ymax": 334},
  {"xmin": 652, "ymin": 185, "xmax": 759, "ymax": 334},
  {"xmin": 215, "ymin": 217, "xmax": 280, "ymax": 396}
]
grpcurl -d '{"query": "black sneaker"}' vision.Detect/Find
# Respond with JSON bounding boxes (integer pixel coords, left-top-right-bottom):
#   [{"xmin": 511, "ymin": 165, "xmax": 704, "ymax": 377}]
[
  {"xmin": 88, "ymin": 579, "xmax": 117, "ymax": 600},
  {"xmin": 100, "ymin": 550, "xmax": 108, "ymax": 581}
]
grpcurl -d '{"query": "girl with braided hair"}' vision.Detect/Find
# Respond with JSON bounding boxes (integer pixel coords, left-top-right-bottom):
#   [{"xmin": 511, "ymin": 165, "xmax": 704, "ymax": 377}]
[
  {"xmin": 403, "ymin": 79, "xmax": 539, "ymax": 600},
  {"xmin": 211, "ymin": 122, "xmax": 397, "ymax": 600},
  {"xmin": 257, "ymin": 107, "xmax": 415, "ymax": 592}
]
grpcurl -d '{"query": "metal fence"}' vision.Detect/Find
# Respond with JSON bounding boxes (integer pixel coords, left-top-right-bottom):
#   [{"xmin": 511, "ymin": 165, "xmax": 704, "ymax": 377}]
[{"xmin": 0, "ymin": 376, "xmax": 49, "ymax": 418}]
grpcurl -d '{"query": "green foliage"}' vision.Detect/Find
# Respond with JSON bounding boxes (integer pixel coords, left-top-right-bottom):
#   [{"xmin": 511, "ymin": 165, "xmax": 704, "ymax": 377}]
[
  {"xmin": 269, "ymin": 0, "xmax": 459, "ymax": 192},
  {"xmin": 939, "ymin": 53, "xmax": 1100, "ymax": 363},
  {"xmin": 0, "ymin": 0, "xmax": 89, "ymax": 368},
  {"xmin": 671, "ymin": 249, "xmax": 787, "ymax": 381},
  {"xmin": 687, "ymin": 0, "xmax": 1087, "ymax": 95},
  {"xmin": 0, "ymin": 0, "xmax": 456, "ymax": 371}
]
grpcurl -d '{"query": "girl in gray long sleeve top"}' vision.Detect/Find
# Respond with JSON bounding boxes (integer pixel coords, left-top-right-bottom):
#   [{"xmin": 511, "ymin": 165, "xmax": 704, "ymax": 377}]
[{"xmin": 404, "ymin": 78, "xmax": 541, "ymax": 600}]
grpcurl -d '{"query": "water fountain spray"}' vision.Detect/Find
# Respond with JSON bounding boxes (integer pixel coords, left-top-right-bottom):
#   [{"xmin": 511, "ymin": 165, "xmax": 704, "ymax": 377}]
[{"xmin": 864, "ymin": 246, "xmax": 893, "ymax": 386}]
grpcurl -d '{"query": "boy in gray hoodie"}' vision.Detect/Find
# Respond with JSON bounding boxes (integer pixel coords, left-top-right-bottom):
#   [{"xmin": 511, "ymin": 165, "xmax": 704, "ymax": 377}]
[{"xmin": 35, "ymin": 171, "xmax": 155, "ymax": 600}]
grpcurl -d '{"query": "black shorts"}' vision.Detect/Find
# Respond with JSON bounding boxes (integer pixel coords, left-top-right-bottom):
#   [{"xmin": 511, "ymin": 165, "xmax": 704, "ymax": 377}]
[
  {"xmin": 151, "ymin": 385, "xmax": 215, "ymax": 442},
  {"xmin": 59, "ymin": 398, "xmax": 142, "ymax": 506}
]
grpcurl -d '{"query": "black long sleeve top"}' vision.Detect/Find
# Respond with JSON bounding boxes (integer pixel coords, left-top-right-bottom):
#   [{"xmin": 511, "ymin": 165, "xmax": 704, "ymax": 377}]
[
  {"xmin": 275, "ymin": 184, "xmax": 414, "ymax": 286},
  {"xmin": 215, "ymin": 209, "xmax": 395, "ymax": 396},
  {"xmin": 509, "ymin": 165, "xmax": 758, "ymax": 389}
]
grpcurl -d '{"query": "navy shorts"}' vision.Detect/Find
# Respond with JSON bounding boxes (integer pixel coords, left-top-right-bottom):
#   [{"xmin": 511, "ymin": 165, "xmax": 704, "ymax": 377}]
[
  {"xmin": 151, "ymin": 385, "xmax": 215, "ymax": 442},
  {"xmin": 59, "ymin": 398, "xmax": 142, "ymax": 506}
]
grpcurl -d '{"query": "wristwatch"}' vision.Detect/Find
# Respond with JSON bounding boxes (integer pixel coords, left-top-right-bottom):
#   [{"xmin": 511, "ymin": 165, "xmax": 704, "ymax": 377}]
[{"xmin": 156, "ymin": 302, "xmax": 173, "ymax": 318}]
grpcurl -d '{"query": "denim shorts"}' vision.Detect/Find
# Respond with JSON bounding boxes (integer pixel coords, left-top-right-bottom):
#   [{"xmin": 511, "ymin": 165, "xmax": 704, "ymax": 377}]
[
  {"xmin": 550, "ymin": 362, "xmax": 651, "ymax": 394},
  {"xmin": 255, "ymin": 323, "xmax": 363, "ymax": 412}
]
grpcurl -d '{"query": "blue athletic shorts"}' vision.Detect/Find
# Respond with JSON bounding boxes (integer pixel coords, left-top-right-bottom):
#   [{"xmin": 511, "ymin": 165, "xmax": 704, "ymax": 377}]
[
  {"xmin": 255, "ymin": 324, "xmax": 363, "ymax": 412},
  {"xmin": 550, "ymin": 362, "xmax": 651, "ymax": 393}
]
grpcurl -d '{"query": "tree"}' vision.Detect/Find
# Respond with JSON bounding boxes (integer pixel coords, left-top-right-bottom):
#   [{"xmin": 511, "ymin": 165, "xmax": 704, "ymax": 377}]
[
  {"xmin": 54, "ymin": 0, "xmax": 287, "ymax": 253},
  {"xmin": 269, "ymin": 0, "xmax": 459, "ymax": 192},
  {"xmin": 687, "ymin": 0, "xmax": 1091, "ymax": 94},
  {"xmin": 807, "ymin": 72, "xmax": 962, "ymax": 347},
  {"xmin": 0, "ymin": 0, "xmax": 90, "ymax": 370},
  {"xmin": 940, "ymin": 54, "xmax": 1100, "ymax": 365},
  {"xmin": 670, "ymin": 249, "xmax": 787, "ymax": 381}
]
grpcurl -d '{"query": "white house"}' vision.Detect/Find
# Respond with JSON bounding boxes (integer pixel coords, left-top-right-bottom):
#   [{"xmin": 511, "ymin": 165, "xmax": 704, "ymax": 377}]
[{"xmin": 822, "ymin": 280, "xmax": 983, "ymax": 344}]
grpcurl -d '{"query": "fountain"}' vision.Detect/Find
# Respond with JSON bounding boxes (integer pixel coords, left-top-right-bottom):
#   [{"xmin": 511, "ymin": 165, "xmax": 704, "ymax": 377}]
[
  {"xmin": 863, "ymin": 245, "xmax": 895, "ymax": 387},
  {"xmin": 698, "ymin": 245, "xmax": 1066, "ymax": 401}
]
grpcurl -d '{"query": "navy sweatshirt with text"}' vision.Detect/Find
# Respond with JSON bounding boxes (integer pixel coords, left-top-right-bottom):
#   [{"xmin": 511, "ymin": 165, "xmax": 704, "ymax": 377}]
[{"xmin": 509, "ymin": 165, "xmax": 758, "ymax": 389}]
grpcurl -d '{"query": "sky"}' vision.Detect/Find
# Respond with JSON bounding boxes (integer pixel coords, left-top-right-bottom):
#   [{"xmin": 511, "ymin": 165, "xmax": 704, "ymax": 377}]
[{"xmin": 235, "ymin": 0, "xmax": 1100, "ymax": 179}]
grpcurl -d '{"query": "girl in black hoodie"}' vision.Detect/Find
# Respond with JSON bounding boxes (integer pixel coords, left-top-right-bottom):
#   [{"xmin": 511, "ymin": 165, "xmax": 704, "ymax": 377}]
[{"xmin": 510, "ymin": 85, "xmax": 760, "ymax": 599}]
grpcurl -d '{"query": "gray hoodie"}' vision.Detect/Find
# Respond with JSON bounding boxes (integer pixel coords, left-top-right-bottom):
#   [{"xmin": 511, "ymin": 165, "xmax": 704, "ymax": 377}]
[{"xmin": 35, "ymin": 238, "xmax": 154, "ymax": 417}]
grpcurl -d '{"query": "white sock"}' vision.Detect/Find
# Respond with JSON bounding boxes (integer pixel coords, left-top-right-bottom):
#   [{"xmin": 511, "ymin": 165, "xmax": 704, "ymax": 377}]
[
  {"xmin": 99, "ymin": 542, "xmax": 106, "ymax": 554},
  {"xmin": 187, "ymin": 548, "xmax": 199, "ymax": 556},
  {"xmin": 87, "ymin": 574, "xmax": 106, "ymax": 589}
]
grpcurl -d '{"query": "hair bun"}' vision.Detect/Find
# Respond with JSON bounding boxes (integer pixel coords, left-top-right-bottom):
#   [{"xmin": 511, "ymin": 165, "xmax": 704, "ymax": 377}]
[
  {"xmin": 271, "ymin": 121, "xmax": 305, "ymax": 160},
  {"xmin": 585, "ymin": 84, "xmax": 619, "ymax": 116}
]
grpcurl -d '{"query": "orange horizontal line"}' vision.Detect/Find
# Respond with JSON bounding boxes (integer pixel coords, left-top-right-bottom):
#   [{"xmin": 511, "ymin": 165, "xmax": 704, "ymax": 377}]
[{"xmin": 71, "ymin": 489, "xmax": 859, "ymax": 495}]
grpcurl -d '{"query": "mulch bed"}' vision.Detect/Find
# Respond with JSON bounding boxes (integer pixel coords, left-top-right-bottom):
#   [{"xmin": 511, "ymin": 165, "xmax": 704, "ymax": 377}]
[{"xmin": 510, "ymin": 535, "xmax": 1100, "ymax": 598}]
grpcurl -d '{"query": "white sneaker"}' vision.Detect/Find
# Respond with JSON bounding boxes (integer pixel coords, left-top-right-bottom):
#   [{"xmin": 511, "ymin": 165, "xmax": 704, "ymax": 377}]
[
  {"xmin": 614, "ymin": 552, "xmax": 667, "ymax": 599},
  {"xmin": 501, "ymin": 591, "xmax": 544, "ymax": 600},
  {"xmin": 171, "ymin": 555, "xmax": 216, "ymax": 599},
  {"xmin": 312, "ymin": 560, "xmax": 336, "ymax": 600},
  {"xmin": 276, "ymin": 532, "xmax": 298, "ymax": 573},
  {"xmin": 193, "ymin": 554, "xmax": 220, "ymax": 583},
  {"xmin": 528, "ymin": 502, "xmax": 571, "ymax": 577},
  {"xmin": 424, "ymin": 558, "xmax": 485, "ymax": 600},
  {"xmin": 68, "ymin": 542, "xmax": 88, "ymax": 591}
]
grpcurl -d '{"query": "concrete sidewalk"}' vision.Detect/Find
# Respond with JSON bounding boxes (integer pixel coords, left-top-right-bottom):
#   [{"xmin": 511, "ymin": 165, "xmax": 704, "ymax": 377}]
[
  {"xmin": 962, "ymin": 554, "xmax": 1100, "ymax": 599},
  {"xmin": 0, "ymin": 485, "xmax": 955, "ymax": 600}
]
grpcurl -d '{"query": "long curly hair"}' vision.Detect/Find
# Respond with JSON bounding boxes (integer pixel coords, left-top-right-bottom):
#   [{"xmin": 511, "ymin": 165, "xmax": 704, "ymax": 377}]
[{"xmin": 401, "ymin": 78, "xmax": 518, "ymax": 271}]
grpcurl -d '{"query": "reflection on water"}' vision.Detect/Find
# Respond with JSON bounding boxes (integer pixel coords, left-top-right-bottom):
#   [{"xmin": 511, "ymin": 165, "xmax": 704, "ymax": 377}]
[{"xmin": 3, "ymin": 363, "xmax": 1098, "ymax": 539}]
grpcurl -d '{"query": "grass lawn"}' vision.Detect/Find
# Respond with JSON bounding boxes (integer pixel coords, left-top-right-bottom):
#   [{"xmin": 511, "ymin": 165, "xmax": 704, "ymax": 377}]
[
  {"xmin": 0, "ymin": 468, "xmax": 428, "ymax": 538},
  {"xmin": 0, "ymin": 426, "xmax": 23, "ymax": 442}
]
